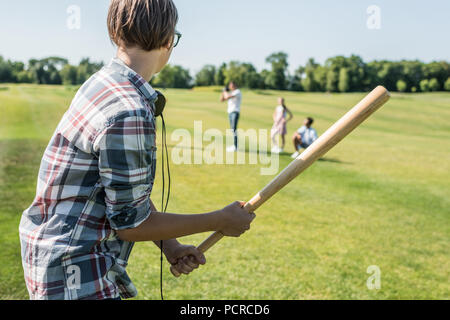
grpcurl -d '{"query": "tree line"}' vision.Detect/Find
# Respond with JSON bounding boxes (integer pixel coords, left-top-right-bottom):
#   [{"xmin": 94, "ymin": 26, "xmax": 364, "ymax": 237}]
[
  {"xmin": 191, "ymin": 53, "xmax": 450, "ymax": 93},
  {"xmin": 1, "ymin": 53, "xmax": 449, "ymax": 92},
  {"xmin": 0, "ymin": 56, "xmax": 103, "ymax": 85}
]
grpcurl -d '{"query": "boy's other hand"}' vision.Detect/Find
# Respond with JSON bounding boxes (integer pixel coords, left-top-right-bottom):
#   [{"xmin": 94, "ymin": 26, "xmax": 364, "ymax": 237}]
[
  {"xmin": 166, "ymin": 244, "xmax": 206, "ymax": 276},
  {"xmin": 219, "ymin": 201, "xmax": 256, "ymax": 237}
]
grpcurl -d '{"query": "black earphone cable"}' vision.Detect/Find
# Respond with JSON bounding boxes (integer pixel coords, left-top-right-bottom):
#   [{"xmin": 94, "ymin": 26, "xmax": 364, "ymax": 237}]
[{"xmin": 159, "ymin": 114, "xmax": 170, "ymax": 301}]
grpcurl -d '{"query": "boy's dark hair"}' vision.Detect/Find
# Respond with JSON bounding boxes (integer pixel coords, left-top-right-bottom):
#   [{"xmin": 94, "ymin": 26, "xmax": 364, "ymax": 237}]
[
  {"xmin": 107, "ymin": 0, "xmax": 179, "ymax": 51},
  {"xmin": 306, "ymin": 117, "xmax": 314, "ymax": 126}
]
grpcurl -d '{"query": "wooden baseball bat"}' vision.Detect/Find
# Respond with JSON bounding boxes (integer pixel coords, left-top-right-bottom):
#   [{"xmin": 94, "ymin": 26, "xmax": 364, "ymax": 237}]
[{"xmin": 170, "ymin": 86, "xmax": 390, "ymax": 277}]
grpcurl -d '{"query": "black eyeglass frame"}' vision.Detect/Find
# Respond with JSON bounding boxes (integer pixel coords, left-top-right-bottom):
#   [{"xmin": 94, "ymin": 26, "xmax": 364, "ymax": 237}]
[{"xmin": 173, "ymin": 31, "xmax": 182, "ymax": 48}]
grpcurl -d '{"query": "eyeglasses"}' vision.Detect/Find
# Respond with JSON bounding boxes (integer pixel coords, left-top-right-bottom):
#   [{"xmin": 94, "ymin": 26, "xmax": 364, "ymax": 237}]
[{"xmin": 173, "ymin": 31, "xmax": 182, "ymax": 48}]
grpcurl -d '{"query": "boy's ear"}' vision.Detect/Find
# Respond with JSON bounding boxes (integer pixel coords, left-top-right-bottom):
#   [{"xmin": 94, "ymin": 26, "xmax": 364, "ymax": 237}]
[{"xmin": 164, "ymin": 39, "xmax": 172, "ymax": 51}]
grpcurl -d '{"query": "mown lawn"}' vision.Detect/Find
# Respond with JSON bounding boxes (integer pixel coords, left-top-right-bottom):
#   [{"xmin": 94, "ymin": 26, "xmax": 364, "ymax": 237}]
[{"xmin": 0, "ymin": 84, "xmax": 448, "ymax": 299}]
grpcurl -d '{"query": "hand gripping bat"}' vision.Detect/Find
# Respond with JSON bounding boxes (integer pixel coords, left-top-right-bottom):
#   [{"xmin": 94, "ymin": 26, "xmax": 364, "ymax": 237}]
[{"xmin": 171, "ymin": 86, "xmax": 390, "ymax": 277}]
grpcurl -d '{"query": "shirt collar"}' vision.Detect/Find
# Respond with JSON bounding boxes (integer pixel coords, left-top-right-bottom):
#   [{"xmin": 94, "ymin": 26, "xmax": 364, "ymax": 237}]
[{"xmin": 107, "ymin": 57, "xmax": 158, "ymax": 103}]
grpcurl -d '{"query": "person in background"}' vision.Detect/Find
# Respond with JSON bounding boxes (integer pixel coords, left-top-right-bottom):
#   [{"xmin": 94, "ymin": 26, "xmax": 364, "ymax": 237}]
[
  {"xmin": 220, "ymin": 81, "xmax": 242, "ymax": 152},
  {"xmin": 291, "ymin": 117, "xmax": 318, "ymax": 158},
  {"xmin": 271, "ymin": 97, "xmax": 293, "ymax": 154}
]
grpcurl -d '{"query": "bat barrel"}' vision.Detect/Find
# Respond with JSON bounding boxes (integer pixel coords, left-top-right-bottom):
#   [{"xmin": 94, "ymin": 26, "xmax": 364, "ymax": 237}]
[
  {"xmin": 247, "ymin": 85, "xmax": 390, "ymax": 210},
  {"xmin": 170, "ymin": 86, "xmax": 390, "ymax": 277}
]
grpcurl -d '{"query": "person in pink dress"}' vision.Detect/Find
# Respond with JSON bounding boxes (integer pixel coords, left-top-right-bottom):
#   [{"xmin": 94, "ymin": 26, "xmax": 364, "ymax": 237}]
[{"xmin": 271, "ymin": 97, "xmax": 293, "ymax": 153}]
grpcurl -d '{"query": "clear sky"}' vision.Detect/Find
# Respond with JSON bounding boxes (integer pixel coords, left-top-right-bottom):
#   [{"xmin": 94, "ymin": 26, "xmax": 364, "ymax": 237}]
[{"xmin": 0, "ymin": 0, "xmax": 449, "ymax": 73}]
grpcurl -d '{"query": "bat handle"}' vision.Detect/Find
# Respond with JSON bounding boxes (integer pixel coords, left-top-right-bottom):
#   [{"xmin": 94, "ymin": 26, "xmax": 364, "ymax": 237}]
[
  {"xmin": 170, "ymin": 202, "xmax": 254, "ymax": 277},
  {"xmin": 198, "ymin": 231, "xmax": 225, "ymax": 253},
  {"xmin": 170, "ymin": 232, "xmax": 224, "ymax": 278}
]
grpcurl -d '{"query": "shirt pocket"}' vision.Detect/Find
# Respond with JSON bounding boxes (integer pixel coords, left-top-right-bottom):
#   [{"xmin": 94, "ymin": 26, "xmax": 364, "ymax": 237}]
[
  {"xmin": 61, "ymin": 253, "xmax": 115, "ymax": 300},
  {"xmin": 106, "ymin": 258, "xmax": 138, "ymax": 298}
]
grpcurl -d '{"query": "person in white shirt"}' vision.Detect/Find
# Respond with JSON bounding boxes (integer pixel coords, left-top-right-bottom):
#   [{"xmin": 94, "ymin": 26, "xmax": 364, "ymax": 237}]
[
  {"xmin": 291, "ymin": 117, "xmax": 318, "ymax": 158},
  {"xmin": 220, "ymin": 81, "xmax": 242, "ymax": 152}
]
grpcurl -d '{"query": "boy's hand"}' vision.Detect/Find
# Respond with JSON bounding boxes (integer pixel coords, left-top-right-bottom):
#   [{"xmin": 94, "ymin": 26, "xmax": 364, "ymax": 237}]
[
  {"xmin": 166, "ymin": 244, "xmax": 206, "ymax": 276},
  {"xmin": 218, "ymin": 201, "xmax": 256, "ymax": 237}
]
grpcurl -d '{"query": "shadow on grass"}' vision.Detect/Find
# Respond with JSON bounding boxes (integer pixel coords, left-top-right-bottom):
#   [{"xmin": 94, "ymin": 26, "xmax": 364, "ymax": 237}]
[
  {"xmin": 277, "ymin": 152, "xmax": 351, "ymax": 164},
  {"xmin": 254, "ymin": 90, "xmax": 274, "ymax": 96},
  {"xmin": 154, "ymin": 144, "xmax": 352, "ymax": 166},
  {"xmin": 317, "ymin": 157, "xmax": 351, "ymax": 164}
]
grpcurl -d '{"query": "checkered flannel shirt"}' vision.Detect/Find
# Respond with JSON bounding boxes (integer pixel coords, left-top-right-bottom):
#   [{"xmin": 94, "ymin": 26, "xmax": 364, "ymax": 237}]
[{"xmin": 19, "ymin": 58, "xmax": 158, "ymax": 300}]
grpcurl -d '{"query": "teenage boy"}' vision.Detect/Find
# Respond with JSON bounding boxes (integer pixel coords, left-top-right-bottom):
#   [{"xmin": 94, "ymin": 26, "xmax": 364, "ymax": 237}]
[
  {"xmin": 291, "ymin": 117, "xmax": 318, "ymax": 158},
  {"xmin": 19, "ymin": 0, "xmax": 255, "ymax": 300}
]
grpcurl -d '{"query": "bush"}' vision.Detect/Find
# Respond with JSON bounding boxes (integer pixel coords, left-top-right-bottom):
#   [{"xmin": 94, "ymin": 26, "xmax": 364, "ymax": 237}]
[
  {"xmin": 420, "ymin": 79, "xmax": 429, "ymax": 92},
  {"xmin": 396, "ymin": 80, "xmax": 407, "ymax": 92},
  {"xmin": 428, "ymin": 78, "xmax": 440, "ymax": 91},
  {"xmin": 445, "ymin": 78, "xmax": 450, "ymax": 91},
  {"xmin": 16, "ymin": 70, "xmax": 34, "ymax": 83}
]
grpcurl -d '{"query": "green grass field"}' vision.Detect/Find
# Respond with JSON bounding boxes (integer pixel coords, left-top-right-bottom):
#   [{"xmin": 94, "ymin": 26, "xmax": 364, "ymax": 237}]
[{"xmin": 0, "ymin": 84, "xmax": 449, "ymax": 299}]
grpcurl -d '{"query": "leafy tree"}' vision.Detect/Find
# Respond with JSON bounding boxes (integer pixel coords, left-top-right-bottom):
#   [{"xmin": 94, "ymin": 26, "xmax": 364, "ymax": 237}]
[
  {"xmin": 27, "ymin": 59, "xmax": 47, "ymax": 84},
  {"xmin": 195, "ymin": 65, "xmax": 216, "ymax": 86},
  {"xmin": 401, "ymin": 60, "xmax": 424, "ymax": 91},
  {"xmin": 76, "ymin": 58, "xmax": 103, "ymax": 84},
  {"xmin": 338, "ymin": 68, "xmax": 350, "ymax": 92},
  {"xmin": 326, "ymin": 69, "xmax": 338, "ymax": 92},
  {"xmin": 152, "ymin": 64, "xmax": 192, "ymax": 88},
  {"xmin": 265, "ymin": 52, "xmax": 289, "ymax": 90},
  {"xmin": 49, "ymin": 70, "xmax": 62, "ymax": 85},
  {"xmin": 259, "ymin": 70, "xmax": 270, "ymax": 90},
  {"xmin": 8, "ymin": 61, "xmax": 26, "ymax": 82},
  {"xmin": 288, "ymin": 66, "xmax": 305, "ymax": 91},
  {"xmin": 423, "ymin": 61, "xmax": 449, "ymax": 88},
  {"xmin": 444, "ymin": 78, "xmax": 450, "ymax": 91},
  {"xmin": 2, "ymin": 53, "xmax": 449, "ymax": 94},
  {"xmin": 301, "ymin": 77, "xmax": 314, "ymax": 92},
  {"xmin": 60, "ymin": 64, "xmax": 78, "ymax": 85},
  {"xmin": 0, "ymin": 56, "xmax": 13, "ymax": 82},
  {"xmin": 223, "ymin": 61, "xmax": 245, "ymax": 87},
  {"xmin": 27, "ymin": 57, "xmax": 68, "ymax": 84},
  {"xmin": 324, "ymin": 55, "xmax": 366, "ymax": 91},
  {"xmin": 16, "ymin": 70, "xmax": 34, "ymax": 83},
  {"xmin": 244, "ymin": 65, "xmax": 264, "ymax": 89},
  {"xmin": 223, "ymin": 61, "xmax": 262, "ymax": 89},
  {"xmin": 428, "ymin": 78, "xmax": 440, "ymax": 91},
  {"xmin": 366, "ymin": 60, "xmax": 402, "ymax": 91},
  {"xmin": 287, "ymin": 72, "xmax": 302, "ymax": 91},
  {"xmin": 313, "ymin": 65, "xmax": 328, "ymax": 92},
  {"xmin": 301, "ymin": 58, "xmax": 319, "ymax": 92},
  {"xmin": 214, "ymin": 63, "xmax": 226, "ymax": 86},
  {"xmin": 346, "ymin": 55, "xmax": 366, "ymax": 91}
]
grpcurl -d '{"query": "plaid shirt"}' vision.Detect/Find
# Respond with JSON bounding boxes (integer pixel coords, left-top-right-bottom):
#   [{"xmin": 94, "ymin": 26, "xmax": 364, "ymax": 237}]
[{"xmin": 19, "ymin": 58, "xmax": 158, "ymax": 300}]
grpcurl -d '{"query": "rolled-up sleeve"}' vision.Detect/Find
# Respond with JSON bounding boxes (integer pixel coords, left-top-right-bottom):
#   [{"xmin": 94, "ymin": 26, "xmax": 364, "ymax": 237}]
[{"xmin": 94, "ymin": 110, "xmax": 157, "ymax": 230}]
